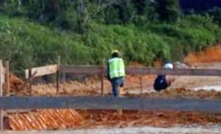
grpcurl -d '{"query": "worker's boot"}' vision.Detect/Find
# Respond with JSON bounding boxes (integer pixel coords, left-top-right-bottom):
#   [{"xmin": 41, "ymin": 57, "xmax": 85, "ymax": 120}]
[
  {"xmin": 118, "ymin": 87, "xmax": 123, "ymax": 96},
  {"xmin": 118, "ymin": 87, "xmax": 123, "ymax": 116}
]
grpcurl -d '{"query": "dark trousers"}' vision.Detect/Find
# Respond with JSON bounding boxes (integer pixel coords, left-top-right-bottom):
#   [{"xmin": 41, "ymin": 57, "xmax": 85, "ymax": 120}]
[{"xmin": 110, "ymin": 77, "xmax": 124, "ymax": 97}]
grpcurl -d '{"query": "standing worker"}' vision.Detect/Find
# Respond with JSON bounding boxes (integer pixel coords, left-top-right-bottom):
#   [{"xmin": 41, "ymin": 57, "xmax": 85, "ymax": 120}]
[
  {"xmin": 107, "ymin": 50, "xmax": 125, "ymax": 97},
  {"xmin": 153, "ymin": 63, "xmax": 175, "ymax": 92}
]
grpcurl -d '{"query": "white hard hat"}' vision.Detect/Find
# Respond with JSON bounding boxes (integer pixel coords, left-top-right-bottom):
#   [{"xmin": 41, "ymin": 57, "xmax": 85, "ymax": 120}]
[
  {"xmin": 111, "ymin": 50, "xmax": 120, "ymax": 55},
  {"xmin": 164, "ymin": 63, "xmax": 173, "ymax": 69}
]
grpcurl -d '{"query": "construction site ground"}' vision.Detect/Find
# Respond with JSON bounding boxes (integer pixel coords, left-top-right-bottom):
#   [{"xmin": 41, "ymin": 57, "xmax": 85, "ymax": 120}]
[
  {"xmin": 4, "ymin": 45, "xmax": 221, "ymax": 133},
  {"xmin": 3, "ymin": 125, "xmax": 221, "ymax": 134}
]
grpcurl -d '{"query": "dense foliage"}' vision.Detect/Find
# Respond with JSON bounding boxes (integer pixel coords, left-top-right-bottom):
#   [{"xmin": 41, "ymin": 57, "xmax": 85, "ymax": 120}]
[{"xmin": 0, "ymin": 0, "xmax": 220, "ymax": 75}]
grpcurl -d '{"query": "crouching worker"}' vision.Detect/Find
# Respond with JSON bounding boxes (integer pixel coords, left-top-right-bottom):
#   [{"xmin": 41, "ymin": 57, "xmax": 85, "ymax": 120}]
[
  {"xmin": 154, "ymin": 63, "xmax": 175, "ymax": 92},
  {"xmin": 107, "ymin": 50, "xmax": 125, "ymax": 97}
]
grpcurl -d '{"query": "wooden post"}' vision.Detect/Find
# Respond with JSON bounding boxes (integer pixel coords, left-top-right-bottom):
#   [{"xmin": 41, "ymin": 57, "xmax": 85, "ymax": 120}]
[
  {"xmin": 0, "ymin": 60, "xmax": 3, "ymax": 131},
  {"xmin": 140, "ymin": 75, "xmax": 143, "ymax": 95},
  {"xmin": 61, "ymin": 72, "xmax": 66, "ymax": 83},
  {"xmin": 101, "ymin": 59, "xmax": 105, "ymax": 96},
  {"xmin": 6, "ymin": 61, "xmax": 10, "ymax": 96},
  {"xmin": 57, "ymin": 56, "xmax": 61, "ymax": 94},
  {"xmin": 29, "ymin": 69, "xmax": 32, "ymax": 96}
]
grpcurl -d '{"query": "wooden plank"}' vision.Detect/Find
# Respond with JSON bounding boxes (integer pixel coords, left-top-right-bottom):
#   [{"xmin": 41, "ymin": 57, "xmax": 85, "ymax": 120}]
[
  {"xmin": 25, "ymin": 65, "xmax": 58, "ymax": 79},
  {"xmin": 60, "ymin": 66, "xmax": 221, "ymax": 76},
  {"xmin": 60, "ymin": 65, "xmax": 102, "ymax": 74},
  {"xmin": 127, "ymin": 68, "xmax": 221, "ymax": 76},
  {"xmin": 0, "ymin": 63, "xmax": 5, "ymax": 86},
  {"xmin": 26, "ymin": 65, "xmax": 221, "ymax": 78},
  {"xmin": 1, "ymin": 96, "xmax": 221, "ymax": 113}
]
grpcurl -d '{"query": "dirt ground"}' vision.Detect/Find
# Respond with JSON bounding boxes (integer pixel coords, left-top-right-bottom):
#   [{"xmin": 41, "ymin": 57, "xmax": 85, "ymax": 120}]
[
  {"xmin": 5, "ymin": 45, "xmax": 221, "ymax": 131},
  {"xmin": 76, "ymin": 110, "xmax": 221, "ymax": 129}
]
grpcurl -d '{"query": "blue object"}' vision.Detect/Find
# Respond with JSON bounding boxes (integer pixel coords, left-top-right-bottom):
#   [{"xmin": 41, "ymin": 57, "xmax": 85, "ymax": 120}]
[
  {"xmin": 153, "ymin": 75, "xmax": 169, "ymax": 92},
  {"xmin": 111, "ymin": 77, "xmax": 124, "ymax": 97}
]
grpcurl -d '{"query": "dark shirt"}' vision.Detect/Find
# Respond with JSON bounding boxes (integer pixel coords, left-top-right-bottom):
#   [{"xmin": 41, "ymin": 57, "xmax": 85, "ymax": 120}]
[{"xmin": 153, "ymin": 75, "xmax": 169, "ymax": 92}]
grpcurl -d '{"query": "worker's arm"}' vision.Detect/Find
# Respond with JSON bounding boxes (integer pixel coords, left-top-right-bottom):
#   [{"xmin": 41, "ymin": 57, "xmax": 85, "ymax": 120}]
[
  {"xmin": 120, "ymin": 60, "xmax": 125, "ymax": 87},
  {"xmin": 166, "ymin": 75, "xmax": 175, "ymax": 86},
  {"xmin": 107, "ymin": 60, "xmax": 111, "ymax": 80}
]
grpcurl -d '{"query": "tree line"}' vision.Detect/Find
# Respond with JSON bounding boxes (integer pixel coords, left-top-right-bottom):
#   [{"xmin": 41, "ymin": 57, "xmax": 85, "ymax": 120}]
[
  {"xmin": 0, "ymin": 0, "xmax": 220, "ymax": 75},
  {"xmin": 0, "ymin": 0, "xmax": 183, "ymax": 32}
]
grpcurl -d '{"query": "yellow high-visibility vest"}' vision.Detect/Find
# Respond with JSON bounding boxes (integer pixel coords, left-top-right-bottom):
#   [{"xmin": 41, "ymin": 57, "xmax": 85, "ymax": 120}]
[{"xmin": 108, "ymin": 58, "xmax": 125, "ymax": 79}]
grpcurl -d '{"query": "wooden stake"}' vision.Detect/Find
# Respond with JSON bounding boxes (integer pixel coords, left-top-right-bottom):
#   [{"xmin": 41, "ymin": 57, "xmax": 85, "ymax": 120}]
[
  {"xmin": 118, "ymin": 81, "xmax": 123, "ymax": 116},
  {"xmin": 101, "ymin": 59, "xmax": 105, "ymax": 96},
  {"xmin": 140, "ymin": 75, "xmax": 143, "ymax": 95},
  {"xmin": 29, "ymin": 69, "xmax": 32, "ymax": 96},
  {"xmin": 6, "ymin": 61, "xmax": 9, "ymax": 96},
  {"xmin": 57, "ymin": 56, "xmax": 61, "ymax": 94},
  {"xmin": 0, "ymin": 60, "xmax": 3, "ymax": 131}
]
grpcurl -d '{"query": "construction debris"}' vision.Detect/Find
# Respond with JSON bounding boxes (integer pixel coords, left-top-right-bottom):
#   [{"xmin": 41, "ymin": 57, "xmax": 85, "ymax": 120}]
[{"xmin": 5, "ymin": 73, "xmax": 24, "ymax": 93}]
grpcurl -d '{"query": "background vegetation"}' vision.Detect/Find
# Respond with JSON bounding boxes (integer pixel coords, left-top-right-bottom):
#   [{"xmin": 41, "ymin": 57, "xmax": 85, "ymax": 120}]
[{"xmin": 0, "ymin": 0, "xmax": 220, "ymax": 75}]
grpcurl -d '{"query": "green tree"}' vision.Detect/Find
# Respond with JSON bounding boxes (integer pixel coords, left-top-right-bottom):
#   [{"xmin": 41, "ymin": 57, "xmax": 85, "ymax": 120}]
[
  {"xmin": 132, "ymin": 0, "xmax": 146, "ymax": 15},
  {"xmin": 209, "ymin": 8, "xmax": 221, "ymax": 26},
  {"xmin": 155, "ymin": 0, "xmax": 180, "ymax": 22}
]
